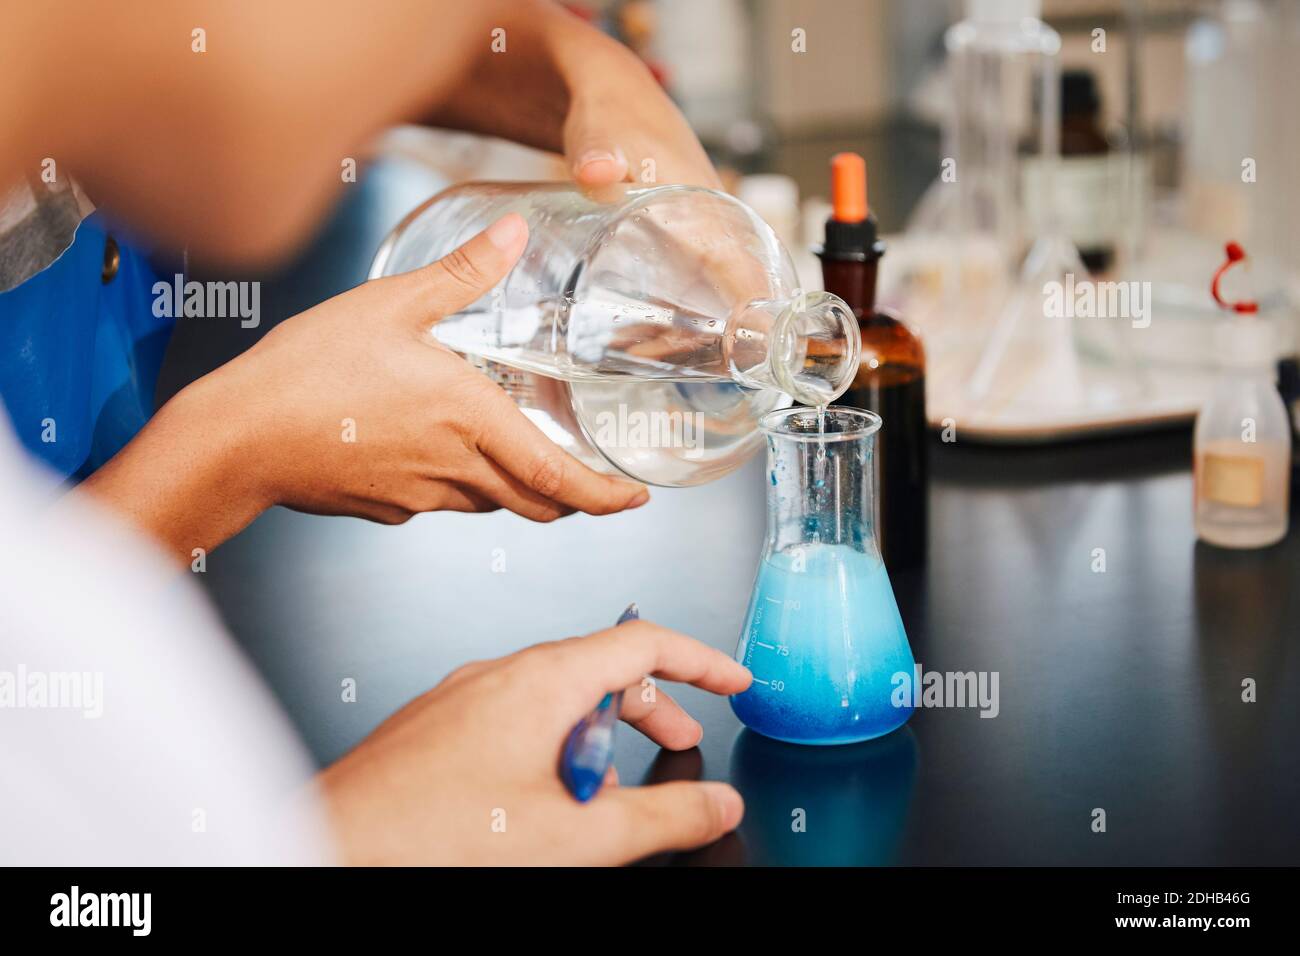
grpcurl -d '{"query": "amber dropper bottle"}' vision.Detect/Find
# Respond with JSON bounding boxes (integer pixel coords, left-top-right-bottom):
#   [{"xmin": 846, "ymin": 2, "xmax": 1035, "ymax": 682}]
[{"xmin": 817, "ymin": 153, "xmax": 928, "ymax": 570}]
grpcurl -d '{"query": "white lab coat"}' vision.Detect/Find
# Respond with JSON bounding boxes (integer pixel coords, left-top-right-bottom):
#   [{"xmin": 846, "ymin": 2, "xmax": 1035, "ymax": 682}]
[{"xmin": 0, "ymin": 422, "xmax": 330, "ymax": 864}]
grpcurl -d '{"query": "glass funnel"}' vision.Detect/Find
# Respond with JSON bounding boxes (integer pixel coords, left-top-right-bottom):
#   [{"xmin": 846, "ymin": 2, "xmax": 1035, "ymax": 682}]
[{"xmin": 730, "ymin": 406, "xmax": 916, "ymax": 745}]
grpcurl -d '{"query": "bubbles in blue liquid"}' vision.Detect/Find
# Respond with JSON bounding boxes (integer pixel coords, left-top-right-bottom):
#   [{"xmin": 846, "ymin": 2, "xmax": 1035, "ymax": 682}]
[{"xmin": 731, "ymin": 543, "xmax": 915, "ymax": 745}]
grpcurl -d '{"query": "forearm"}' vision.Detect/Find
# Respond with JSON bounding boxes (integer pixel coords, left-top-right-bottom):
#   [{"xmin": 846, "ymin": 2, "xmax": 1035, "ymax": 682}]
[
  {"xmin": 2, "ymin": 0, "xmax": 516, "ymax": 266},
  {"xmin": 77, "ymin": 377, "xmax": 272, "ymax": 566}
]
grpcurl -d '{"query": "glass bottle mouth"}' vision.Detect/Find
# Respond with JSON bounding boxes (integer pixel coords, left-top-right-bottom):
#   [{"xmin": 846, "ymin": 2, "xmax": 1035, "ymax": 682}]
[
  {"xmin": 769, "ymin": 292, "xmax": 861, "ymax": 406},
  {"xmin": 760, "ymin": 405, "xmax": 882, "ymax": 442}
]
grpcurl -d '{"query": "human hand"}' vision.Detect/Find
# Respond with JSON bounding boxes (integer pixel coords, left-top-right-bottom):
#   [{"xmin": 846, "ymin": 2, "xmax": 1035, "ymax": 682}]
[
  {"xmin": 427, "ymin": 0, "xmax": 721, "ymax": 190},
  {"xmin": 81, "ymin": 214, "xmax": 648, "ymax": 561},
  {"xmin": 319, "ymin": 619, "xmax": 752, "ymax": 865},
  {"xmin": 553, "ymin": 21, "xmax": 721, "ymax": 190},
  {"xmin": 220, "ymin": 213, "xmax": 649, "ymax": 525}
]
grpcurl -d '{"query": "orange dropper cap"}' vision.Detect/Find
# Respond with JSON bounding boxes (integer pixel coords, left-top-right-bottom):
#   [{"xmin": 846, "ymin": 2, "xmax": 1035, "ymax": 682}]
[{"xmin": 831, "ymin": 152, "xmax": 868, "ymax": 223}]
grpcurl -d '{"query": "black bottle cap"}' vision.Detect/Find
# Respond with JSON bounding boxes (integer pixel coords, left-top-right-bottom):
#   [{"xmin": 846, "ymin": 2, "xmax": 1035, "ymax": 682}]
[
  {"xmin": 820, "ymin": 213, "xmax": 883, "ymax": 262},
  {"xmin": 1061, "ymin": 69, "xmax": 1101, "ymax": 116}
]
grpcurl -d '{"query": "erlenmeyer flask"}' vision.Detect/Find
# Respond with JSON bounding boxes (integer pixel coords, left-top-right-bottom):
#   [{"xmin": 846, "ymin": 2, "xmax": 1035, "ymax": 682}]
[{"xmin": 730, "ymin": 406, "xmax": 915, "ymax": 745}]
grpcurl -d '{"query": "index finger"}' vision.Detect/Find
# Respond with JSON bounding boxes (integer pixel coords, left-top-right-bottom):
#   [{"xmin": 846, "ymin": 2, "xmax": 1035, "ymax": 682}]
[
  {"xmin": 541, "ymin": 620, "xmax": 752, "ymax": 719},
  {"xmin": 472, "ymin": 385, "xmax": 649, "ymax": 516}
]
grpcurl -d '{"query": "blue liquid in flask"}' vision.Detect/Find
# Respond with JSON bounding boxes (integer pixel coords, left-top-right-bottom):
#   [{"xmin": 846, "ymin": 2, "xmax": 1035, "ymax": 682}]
[{"xmin": 730, "ymin": 543, "xmax": 915, "ymax": 745}]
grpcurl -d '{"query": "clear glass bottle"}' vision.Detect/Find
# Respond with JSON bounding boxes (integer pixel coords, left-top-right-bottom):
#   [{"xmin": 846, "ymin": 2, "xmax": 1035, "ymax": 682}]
[
  {"xmin": 942, "ymin": 0, "xmax": 1096, "ymax": 413},
  {"xmin": 730, "ymin": 406, "xmax": 916, "ymax": 745},
  {"xmin": 945, "ymin": 0, "xmax": 1062, "ymax": 285},
  {"xmin": 370, "ymin": 182, "xmax": 860, "ymax": 487},
  {"xmin": 1194, "ymin": 317, "xmax": 1291, "ymax": 549}
]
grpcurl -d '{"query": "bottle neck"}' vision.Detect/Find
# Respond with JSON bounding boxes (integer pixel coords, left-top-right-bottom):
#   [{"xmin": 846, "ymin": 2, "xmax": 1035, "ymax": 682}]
[
  {"xmin": 727, "ymin": 292, "xmax": 860, "ymax": 405},
  {"xmin": 818, "ymin": 255, "xmax": 880, "ymax": 318},
  {"xmin": 1218, "ymin": 362, "xmax": 1278, "ymax": 384},
  {"xmin": 1062, "ymin": 112, "xmax": 1100, "ymax": 134}
]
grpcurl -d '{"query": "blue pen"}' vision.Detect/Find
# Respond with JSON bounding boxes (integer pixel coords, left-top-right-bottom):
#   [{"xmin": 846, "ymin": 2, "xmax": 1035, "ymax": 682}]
[{"xmin": 560, "ymin": 603, "xmax": 639, "ymax": 802}]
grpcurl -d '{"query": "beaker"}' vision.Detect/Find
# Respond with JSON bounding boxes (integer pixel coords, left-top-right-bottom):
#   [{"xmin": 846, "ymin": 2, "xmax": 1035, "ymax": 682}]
[
  {"xmin": 370, "ymin": 182, "xmax": 860, "ymax": 487},
  {"xmin": 730, "ymin": 406, "xmax": 916, "ymax": 745}
]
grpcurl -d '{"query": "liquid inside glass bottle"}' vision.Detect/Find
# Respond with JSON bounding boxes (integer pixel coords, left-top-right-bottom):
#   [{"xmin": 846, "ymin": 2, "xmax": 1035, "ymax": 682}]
[
  {"xmin": 371, "ymin": 182, "xmax": 860, "ymax": 487},
  {"xmin": 731, "ymin": 406, "xmax": 916, "ymax": 745}
]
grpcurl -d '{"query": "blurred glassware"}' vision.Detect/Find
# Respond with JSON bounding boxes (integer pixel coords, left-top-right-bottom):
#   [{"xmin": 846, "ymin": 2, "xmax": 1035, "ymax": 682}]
[{"xmin": 738, "ymin": 173, "xmax": 822, "ymax": 292}]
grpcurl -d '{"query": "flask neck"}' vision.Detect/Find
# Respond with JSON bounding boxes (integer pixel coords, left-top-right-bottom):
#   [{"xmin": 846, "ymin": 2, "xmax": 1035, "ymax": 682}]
[
  {"xmin": 728, "ymin": 292, "xmax": 860, "ymax": 406},
  {"xmin": 761, "ymin": 406, "xmax": 882, "ymax": 556}
]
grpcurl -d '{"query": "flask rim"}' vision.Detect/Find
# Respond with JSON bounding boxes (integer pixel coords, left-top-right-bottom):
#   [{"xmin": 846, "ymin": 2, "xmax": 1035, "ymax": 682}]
[{"xmin": 759, "ymin": 405, "xmax": 882, "ymax": 442}]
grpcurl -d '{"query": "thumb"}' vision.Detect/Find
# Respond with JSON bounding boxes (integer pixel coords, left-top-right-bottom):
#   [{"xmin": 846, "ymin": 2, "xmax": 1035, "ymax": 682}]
[
  {"xmin": 571, "ymin": 144, "xmax": 629, "ymax": 186},
  {"xmin": 566, "ymin": 111, "xmax": 630, "ymax": 185},
  {"xmin": 592, "ymin": 781, "xmax": 744, "ymax": 863},
  {"xmin": 416, "ymin": 213, "xmax": 529, "ymax": 318}
]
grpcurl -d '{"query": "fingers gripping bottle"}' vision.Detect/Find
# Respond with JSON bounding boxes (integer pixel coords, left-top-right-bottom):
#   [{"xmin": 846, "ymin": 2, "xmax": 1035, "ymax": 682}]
[
  {"xmin": 371, "ymin": 182, "xmax": 860, "ymax": 487},
  {"xmin": 730, "ymin": 407, "xmax": 916, "ymax": 745}
]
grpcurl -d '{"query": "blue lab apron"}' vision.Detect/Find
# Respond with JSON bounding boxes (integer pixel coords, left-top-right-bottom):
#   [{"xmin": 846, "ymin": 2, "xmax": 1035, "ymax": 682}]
[{"xmin": 0, "ymin": 213, "xmax": 174, "ymax": 481}]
